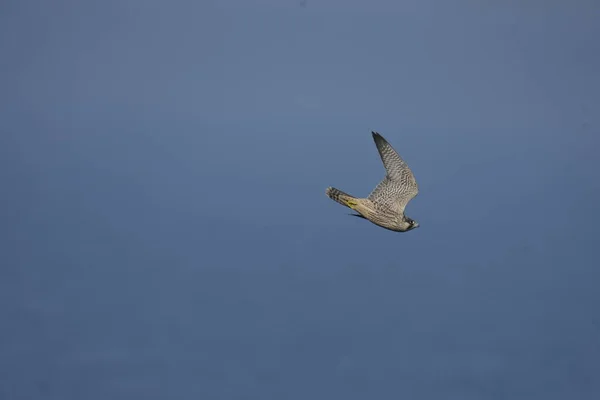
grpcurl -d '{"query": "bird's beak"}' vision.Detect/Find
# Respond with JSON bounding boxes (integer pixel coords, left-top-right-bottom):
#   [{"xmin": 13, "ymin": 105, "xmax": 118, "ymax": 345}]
[{"xmin": 414, "ymin": 222, "xmax": 420, "ymax": 229}]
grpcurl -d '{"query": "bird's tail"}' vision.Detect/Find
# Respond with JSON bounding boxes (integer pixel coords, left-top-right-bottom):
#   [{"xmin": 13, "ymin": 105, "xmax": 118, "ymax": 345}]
[{"xmin": 325, "ymin": 186, "xmax": 359, "ymax": 209}]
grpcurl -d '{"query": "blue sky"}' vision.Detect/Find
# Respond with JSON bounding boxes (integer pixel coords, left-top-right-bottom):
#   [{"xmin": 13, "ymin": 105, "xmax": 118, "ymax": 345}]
[{"xmin": 2, "ymin": 1, "xmax": 599, "ymax": 399}]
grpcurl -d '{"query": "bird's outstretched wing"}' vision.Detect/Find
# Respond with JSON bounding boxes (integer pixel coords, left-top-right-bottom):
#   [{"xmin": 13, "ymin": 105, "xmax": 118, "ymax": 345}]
[{"xmin": 368, "ymin": 132, "xmax": 418, "ymax": 214}]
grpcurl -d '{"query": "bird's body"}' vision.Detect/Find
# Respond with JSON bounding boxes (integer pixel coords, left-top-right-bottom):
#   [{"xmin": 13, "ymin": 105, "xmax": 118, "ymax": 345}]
[{"xmin": 325, "ymin": 132, "xmax": 419, "ymax": 232}]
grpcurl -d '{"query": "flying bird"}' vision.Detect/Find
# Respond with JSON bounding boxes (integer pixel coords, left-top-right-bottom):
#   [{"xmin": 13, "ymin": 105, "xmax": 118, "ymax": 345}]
[{"xmin": 325, "ymin": 131, "xmax": 420, "ymax": 232}]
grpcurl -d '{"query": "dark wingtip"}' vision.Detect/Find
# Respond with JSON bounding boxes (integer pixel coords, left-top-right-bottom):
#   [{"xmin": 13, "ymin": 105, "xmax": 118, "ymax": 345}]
[
  {"xmin": 372, "ymin": 131, "xmax": 387, "ymax": 146},
  {"xmin": 372, "ymin": 131, "xmax": 384, "ymax": 141},
  {"xmin": 348, "ymin": 213, "xmax": 367, "ymax": 219}
]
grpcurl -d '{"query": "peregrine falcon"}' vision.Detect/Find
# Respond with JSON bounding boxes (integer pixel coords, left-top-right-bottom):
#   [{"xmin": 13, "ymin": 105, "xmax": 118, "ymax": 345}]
[{"xmin": 325, "ymin": 131, "xmax": 420, "ymax": 232}]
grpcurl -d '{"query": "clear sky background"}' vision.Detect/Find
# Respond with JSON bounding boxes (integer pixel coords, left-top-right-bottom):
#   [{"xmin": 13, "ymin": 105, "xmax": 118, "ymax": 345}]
[{"xmin": 1, "ymin": 0, "xmax": 599, "ymax": 399}]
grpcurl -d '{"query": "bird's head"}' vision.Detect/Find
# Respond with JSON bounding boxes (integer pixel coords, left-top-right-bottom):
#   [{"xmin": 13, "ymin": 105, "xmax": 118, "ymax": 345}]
[{"xmin": 402, "ymin": 216, "xmax": 419, "ymax": 231}]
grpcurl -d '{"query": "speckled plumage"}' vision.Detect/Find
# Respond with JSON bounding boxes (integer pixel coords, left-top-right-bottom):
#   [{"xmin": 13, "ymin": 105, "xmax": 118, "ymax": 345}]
[{"xmin": 325, "ymin": 131, "xmax": 420, "ymax": 232}]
